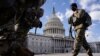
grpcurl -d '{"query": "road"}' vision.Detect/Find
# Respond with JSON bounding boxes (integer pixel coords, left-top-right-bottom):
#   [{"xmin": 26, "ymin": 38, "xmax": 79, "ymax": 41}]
[{"xmin": 35, "ymin": 53, "xmax": 100, "ymax": 56}]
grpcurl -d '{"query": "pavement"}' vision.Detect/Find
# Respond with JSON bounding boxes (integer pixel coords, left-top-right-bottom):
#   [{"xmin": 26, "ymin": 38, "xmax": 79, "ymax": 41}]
[{"xmin": 35, "ymin": 53, "xmax": 100, "ymax": 56}]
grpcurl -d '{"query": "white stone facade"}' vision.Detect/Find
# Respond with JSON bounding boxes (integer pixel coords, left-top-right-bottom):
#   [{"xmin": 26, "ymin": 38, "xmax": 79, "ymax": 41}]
[
  {"xmin": 27, "ymin": 33, "xmax": 74, "ymax": 54},
  {"xmin": 89, "ymin": 42, "xmax": 100, "ymax": 53}
]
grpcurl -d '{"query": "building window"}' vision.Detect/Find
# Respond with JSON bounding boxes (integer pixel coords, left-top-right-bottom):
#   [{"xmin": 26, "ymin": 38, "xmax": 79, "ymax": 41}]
[
  {"xmin": 53, "ymin": 28, "xmax": 54, "ymax": 33},
  {"xmin": 56, "ymin": 29, "xmax": 58, "ymax": 34},
  {"xmin": 55, "ymin": 29, "xmax": 56, "ymax": 33},
  {"xmin": 32, "ymin": 38, "xmax": 34, "ymax": 40}
]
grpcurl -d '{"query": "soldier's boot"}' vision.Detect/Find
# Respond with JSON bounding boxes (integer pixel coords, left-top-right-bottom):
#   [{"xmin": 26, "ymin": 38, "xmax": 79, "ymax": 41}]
[
  {"xmin": 87, "ymin": 49, "xmax": 93, "ymax": 56},
  {"xmin": 88, "ymin": 53, "xmax": 93, "ymax": 56},
  {"xmin": 72, "ymin": 52, "xmax": 78, "ymax": 56},
  {"xmin": 72, "ymin": 49, "xmax": 80, "ymax": 56}
]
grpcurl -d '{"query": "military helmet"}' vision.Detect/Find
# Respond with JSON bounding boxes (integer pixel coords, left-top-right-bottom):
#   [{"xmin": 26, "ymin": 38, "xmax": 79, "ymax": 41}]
[{"xmin": 71, "ymin": 3, "xmax": 77, "ymax": 8}]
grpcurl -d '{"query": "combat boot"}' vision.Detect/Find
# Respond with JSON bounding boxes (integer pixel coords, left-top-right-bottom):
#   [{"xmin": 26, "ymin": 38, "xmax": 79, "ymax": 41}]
[{"xmin": 88, "ymin": 53, "xmax": 93, "ymax": 56}]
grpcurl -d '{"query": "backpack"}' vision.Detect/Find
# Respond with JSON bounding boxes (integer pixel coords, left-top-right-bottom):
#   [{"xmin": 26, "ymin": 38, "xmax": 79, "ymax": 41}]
[{"xmin": 83, "ymin": 12, "xmax": 92, "ymax": 27}]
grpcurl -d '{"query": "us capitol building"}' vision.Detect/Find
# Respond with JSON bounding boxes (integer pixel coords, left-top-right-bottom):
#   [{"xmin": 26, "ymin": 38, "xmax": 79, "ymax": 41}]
[
  {"xmin": 26, "ymin": 7, "xmax": 100, "ymax": 54},
  {"xmin": 27, "ymin": 7, "xmax": 74, "ymax": 54}
]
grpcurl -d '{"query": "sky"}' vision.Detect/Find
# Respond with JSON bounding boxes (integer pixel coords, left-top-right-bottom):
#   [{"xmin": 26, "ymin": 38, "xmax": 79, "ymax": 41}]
[{"xmin": 29, "ymin": 0, "xmax": 100, "ymax": 42}]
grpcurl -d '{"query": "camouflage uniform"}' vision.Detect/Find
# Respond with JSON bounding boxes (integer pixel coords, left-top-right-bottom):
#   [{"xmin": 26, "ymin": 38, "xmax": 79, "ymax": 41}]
[{"xmin": 68, "ymin": 9, "xmax": 93, "ymax": 56}]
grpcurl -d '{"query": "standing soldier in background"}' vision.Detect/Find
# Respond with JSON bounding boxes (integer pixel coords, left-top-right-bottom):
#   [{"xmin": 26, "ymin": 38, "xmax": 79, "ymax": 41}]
[{"xmin": 68, "ymin": 3, "xmax": 93, "ymax": 56}]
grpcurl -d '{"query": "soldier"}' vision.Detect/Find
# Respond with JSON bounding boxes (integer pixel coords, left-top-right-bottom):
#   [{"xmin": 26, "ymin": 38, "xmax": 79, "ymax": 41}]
[{"xmin": 68, "ymin": 3, "xmax": 93, "ymax": 56}]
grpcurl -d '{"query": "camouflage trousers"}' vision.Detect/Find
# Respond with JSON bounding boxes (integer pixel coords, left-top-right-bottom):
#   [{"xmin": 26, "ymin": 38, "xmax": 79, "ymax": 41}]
[{"xmin": 72, "ymin": 29, "xmax": 93, "ymax": 56}]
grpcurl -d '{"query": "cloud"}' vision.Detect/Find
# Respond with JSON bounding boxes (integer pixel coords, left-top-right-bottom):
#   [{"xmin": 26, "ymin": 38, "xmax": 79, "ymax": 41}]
[
  {"xmin": 70, "ymin": 0, "xmax": 75, "ymax": 3},
  {"xmin": 85, "ymin": 23, "xmax": 100, "ymax": 42},
  {"xmin": 88, "ymin": 23, "xmax": 96, "ymax": 30},
  {"xmin": 56, "ymin": 12, "xmax": 65, "ymax": 21},
  {"xmin": 55, "ymin": 9, "xmax": 73, "ymax": 22},
  {"xmin": 45, "ymin": 16, "xmax": 49, "ymax": 19},
  {"xmin": 90, "ymin": 4, "xmax": 100, "ymax": 11},
  {"xmin": 85, "ymin": 30, "xmax": 92, "ymax": 38},
  {"xmin": 65, "ymin": 9, "xmax": 73, "ymax": 19},
  {"xmin": 78, "ymin": 0, "xmax": 100, "ymax": 22},
  {"xmin": 79, "ymin": 0, "xmax": 95, "ymax": 9},
  {"xmin": 89, "ymin": 11, "xmax": 100, "ymax": 21},
  {"xmin": 85, "ymin": 30, "xmax": 97, "ymax": 42},
  {"xmin": 78, "ymin": 0, "xmax": 100, "ymax": 13}
]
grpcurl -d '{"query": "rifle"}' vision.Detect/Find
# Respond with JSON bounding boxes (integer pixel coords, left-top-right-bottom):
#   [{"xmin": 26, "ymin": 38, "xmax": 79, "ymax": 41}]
[{"xmin": 69, "ymin": 24, "xmax": 74, "ymax": 39}]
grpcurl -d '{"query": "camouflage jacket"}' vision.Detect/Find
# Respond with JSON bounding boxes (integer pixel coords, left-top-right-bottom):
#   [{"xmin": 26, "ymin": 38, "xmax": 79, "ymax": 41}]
[{"xmin": 68, "ymin": 9, "xmax": 91, "ymax": 30}]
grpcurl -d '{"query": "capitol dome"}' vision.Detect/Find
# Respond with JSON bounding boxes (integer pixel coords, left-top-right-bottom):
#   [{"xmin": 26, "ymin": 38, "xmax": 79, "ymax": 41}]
[{"xmin": 43, "ymin": 7, "xmax": 65, "ymax": 37}]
